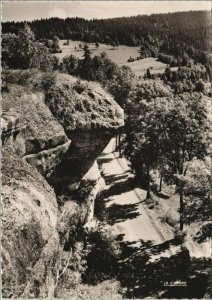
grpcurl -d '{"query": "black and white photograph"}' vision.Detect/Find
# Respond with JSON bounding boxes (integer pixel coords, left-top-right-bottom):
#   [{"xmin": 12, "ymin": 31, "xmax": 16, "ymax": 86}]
[{"xmin": 1, "ymin": 1, "xmax": 211, "ymax": 299}]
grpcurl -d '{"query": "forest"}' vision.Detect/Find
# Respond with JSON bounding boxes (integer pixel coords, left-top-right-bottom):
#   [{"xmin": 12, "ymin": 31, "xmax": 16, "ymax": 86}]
[
  {"xmin": 2, "ymin": 10, "xmax": 212, "ymax": 76},
  {"xmin": 1, "ymin": 10, "xmax": 211, "ymax": 298}
]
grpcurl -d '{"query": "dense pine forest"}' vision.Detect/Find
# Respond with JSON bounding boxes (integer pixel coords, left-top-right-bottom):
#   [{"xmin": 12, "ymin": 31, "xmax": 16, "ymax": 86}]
[{"xmin": 2, "ymin": 11, "xmax": 212, "ymax": 74}]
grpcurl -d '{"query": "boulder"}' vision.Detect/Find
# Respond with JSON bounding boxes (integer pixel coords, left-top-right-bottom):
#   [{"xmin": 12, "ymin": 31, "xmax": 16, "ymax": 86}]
[{"xmin": 46, "ymin": 77, "xmax": 124, "ymax": 193}]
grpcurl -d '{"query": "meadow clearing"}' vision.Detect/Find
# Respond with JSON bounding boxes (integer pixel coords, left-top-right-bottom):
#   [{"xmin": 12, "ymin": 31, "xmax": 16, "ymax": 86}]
[{"xmin": 57, "ymin": 40, "xmax": 178, "ymax": 76}]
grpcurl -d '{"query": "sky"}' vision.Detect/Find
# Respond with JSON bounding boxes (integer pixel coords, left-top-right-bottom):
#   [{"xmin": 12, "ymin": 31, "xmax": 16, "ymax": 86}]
[{"xmin": 2, "ymin": 1, "xmax": 211, "ymax": 22}]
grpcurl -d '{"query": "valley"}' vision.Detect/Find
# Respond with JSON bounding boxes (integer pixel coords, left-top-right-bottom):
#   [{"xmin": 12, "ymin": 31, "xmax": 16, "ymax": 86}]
[
  {"xmin": 1, "ymin": 6, "xmax": 211, "ymax": 299},
  {"xmin": 57, "ymin": 40, "xmax": 178, "ymax": 76}
]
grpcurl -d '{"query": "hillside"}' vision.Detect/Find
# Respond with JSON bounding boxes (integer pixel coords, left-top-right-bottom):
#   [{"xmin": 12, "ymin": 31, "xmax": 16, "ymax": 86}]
[
  {"xmin": 3, "ymin": 10, "xmax": 211, "ymax": 77},
  {"xmin": 3, "ymin": 11, "xmax": 210, "ymax": 49}
]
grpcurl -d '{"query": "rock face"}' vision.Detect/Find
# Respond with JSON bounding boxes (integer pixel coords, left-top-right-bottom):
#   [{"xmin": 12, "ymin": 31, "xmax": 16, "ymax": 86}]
[
  {"xmin": 2, "ymin": 155, "xmax": 59, "ymax": 298},
  {"xmin": 57, "ymin": 160, "xmax": 106, "ymax": 243},
  {"xmin": 2, "ymin": 88, "xmax": 70, "ymax": 172},
  {"xmin": 2, "ymin": 75, "xmax": 124, "ymax": 298},
  {"xmin": 46, "ymin": 77, "xmax": 124, "ymax": 193},
  {"xmin": 80, "ymin": 161, "xmax": 105, "ymax": 224},
  {"xmin": 2, "ymin": 87, "xmax": 70, "ymax": 298}
]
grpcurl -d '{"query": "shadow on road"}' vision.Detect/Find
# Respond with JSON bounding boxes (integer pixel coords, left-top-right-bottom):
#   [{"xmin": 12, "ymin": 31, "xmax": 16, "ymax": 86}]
[
  {"xmin": 104, "ymin": 173, "xmax": 129, "ymax": 185},
  {"xmin": 103, "ymin": 177, "xmax": 137, "ymax": 198},
  {"xmin": 115, "ymin": 234, "xmax": 210, "ymax": 299},
  {"xmin": 95, "ymin": 176, "xmax": 141, "ymax": 225},
  {"xmin": 98, "ymin": 156, "xmax": 115, "ymax": 164},
  {"xmin": 107, "ymin": 202, "xmax": 141, "ymax": 225},
  {"xmin": 93, "ymin": 148, "xmax": 211, "ymax": 298},
  {"xmin": 94, "ymin": 195, "xmax": 211, "ymax": 299}
]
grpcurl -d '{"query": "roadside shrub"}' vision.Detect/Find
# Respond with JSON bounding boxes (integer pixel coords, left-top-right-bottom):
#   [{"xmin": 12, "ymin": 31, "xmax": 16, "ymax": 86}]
[
  {"xmin": 55, "ymin": 222, "xmax": 122, "ymax": 298},
  {"xmin": 56, "ymin": 279, "xmax": 122, "ymax": 299},
  {"xmin": 94, "ymin": 193, "xmax": 109, "ymax": 222},
  {"xmin": 55, "ymin": 241, "xmax": 90, "ymax": 295},
  {"xmin": 160, "ymin": 212, "xmax": 178, "ymax": 228}
]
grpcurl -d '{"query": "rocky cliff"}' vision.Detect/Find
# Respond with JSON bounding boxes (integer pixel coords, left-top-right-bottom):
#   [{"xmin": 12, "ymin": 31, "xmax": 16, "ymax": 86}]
[
  {"xmin": 46, "ymin": 75, "xmax": 124, "ymax": 193},
  {"xmin": 2, "ymin": 73, "xmax": 124, "ymax": 298}
]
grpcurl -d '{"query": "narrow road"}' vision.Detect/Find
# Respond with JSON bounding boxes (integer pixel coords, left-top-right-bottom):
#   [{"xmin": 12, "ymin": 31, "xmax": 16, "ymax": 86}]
[
  {"xmin": 97, "ymin": 139, "xmax": 210, "ymax": 299},
  {"xmin": 98, "ymin": 139, "xmax": 175, "ymax": 258}
]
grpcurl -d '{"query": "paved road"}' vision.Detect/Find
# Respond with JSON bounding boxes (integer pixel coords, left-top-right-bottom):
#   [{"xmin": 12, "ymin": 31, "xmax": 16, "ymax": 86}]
[
  {"xmin": 98, "ymin": 139, "xmax": 173, "ymax": 250},
  {"xmin": 98, "ymin": 139, "xmax": 211, "ymax": 260}
]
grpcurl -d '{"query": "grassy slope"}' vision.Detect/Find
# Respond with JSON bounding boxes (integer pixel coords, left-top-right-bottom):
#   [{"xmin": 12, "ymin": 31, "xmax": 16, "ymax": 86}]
[{"xmin": 56, "ymin": 40, "xmax": 178, "ymax": 76}]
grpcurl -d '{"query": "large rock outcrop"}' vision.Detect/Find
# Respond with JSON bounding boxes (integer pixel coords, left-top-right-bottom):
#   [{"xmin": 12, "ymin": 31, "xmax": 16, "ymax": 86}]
[
  {"xmin": 2, "ymin": 154, "xmax": 59, "ymax": 298},
  {"xmin": 2, "ymin": 87, "xmax": 70, "ymax": 174},
  {"xmin": 2, "ymin": 74, "xmax": 124, "ymax": 298},
  {"xmin": 46, "ymin": 76, "xmax": 124, "ymax": 193},
  {"xmin": 2, "ymin": 86, "xmax": 70, "ymax": 298}
]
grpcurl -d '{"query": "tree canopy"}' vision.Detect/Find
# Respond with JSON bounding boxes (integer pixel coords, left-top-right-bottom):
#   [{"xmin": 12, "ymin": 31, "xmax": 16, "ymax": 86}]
[
  {"xmin": 2, "ymin": 10, "xmax": 211, "ymax": 76},
  {"xmin": 125, "ymin": 85, "xmax": 210, "ymax": 229},
  {"xmin": 2, "ymin": 25, "xmax": 59, "ymax": 71}
]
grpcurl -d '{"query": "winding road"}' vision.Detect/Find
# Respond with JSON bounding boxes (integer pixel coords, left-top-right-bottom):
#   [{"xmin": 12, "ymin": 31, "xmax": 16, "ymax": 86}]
[
  {"xmin": 97, "ymin": 138, "xmax": 210, "ymax": 300},
  {"xmin": 98, "ymin": 139, "xmax": 211, "ymax": 260},
  {"xmin": 98, "ymin": 139, "xmax": 175, "ymax": 257}
]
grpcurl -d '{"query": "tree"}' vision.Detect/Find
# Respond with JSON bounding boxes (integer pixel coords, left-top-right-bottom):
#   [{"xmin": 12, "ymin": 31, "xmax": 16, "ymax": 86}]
[
  {"xmin": 50, "ymin": 36, "xmax": 62, "ymax": 53},
  {"xmin": 61, "ymin": 55, "xmax": 79, "ymax": 75},
  {"xmin": 78, "ymin": 44, "xmax": 92, "ymax": 79},
  {"xmin": 89, "ymin": 55, "xmax": 106, "ymax": 81},
  {"xmin": 13, "ymin": 25, "xmax": 36, "ymax": 69},
  {"xmin": 124, "ymin": 79, "xmax": 173, "ymax": 198},
  {"xmin": 163, "ymin": 66, "xmax": 172, "ymax": 82},
  {"xmin": 125, "ymin": 97, "xmax": 171, "ymax": 199},
  {"xmin": 125, "ymin": 89, "xmax": 209, "ymax": 227},
  {"xmin": 2, "ymin": 25, "xmax": 57, "ymax": 71},
  {"xmin": 134, "ymin": 79, "xmax": 172, "ymax": 102},
  {"xmin": 106, "ymin": 65, "xmax": 136, "ymax": 107},
  {"xmin": 195, "ymin": 79, "xmax": 205, "ymax": 93},
  {"xmin": 82, "ymin": 44, "xmax": 91, "ymax": 62},
  {"xmin": 182, "ymin": 158, "xmax": 211, "ymax": 242},
  {"xmin": 2, "ymin": 33, "xmax": 18, "ymax": 68},
  {"xmin": 146, "ymin": 68, "xmax": 152, "ymax": 79},
  {"xmin": 163, "ymin": 93, "xmax": 210, "ymax": 230}
]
